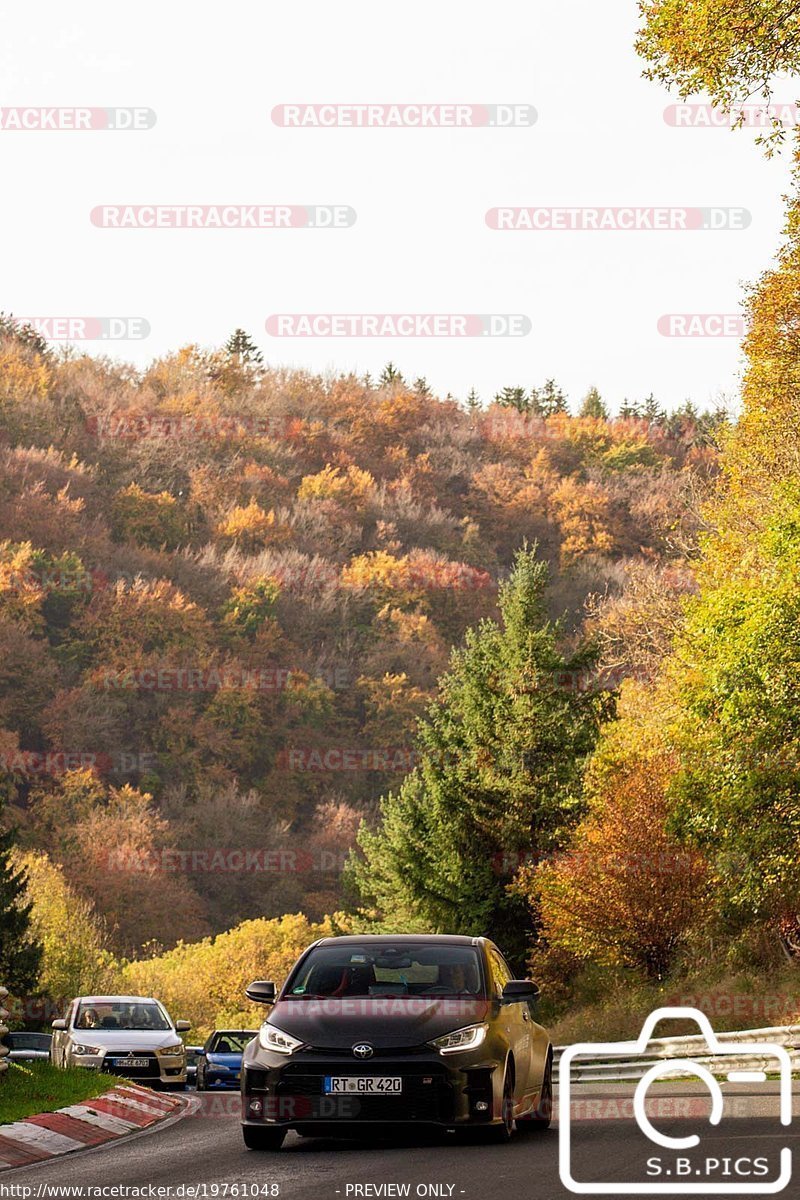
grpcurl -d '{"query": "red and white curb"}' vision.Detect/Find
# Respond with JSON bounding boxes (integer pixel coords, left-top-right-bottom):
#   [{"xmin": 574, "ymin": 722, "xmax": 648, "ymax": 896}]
[{"xmin": 0, "ymin": 1084, "xmax": 186, "ymax": 1169}]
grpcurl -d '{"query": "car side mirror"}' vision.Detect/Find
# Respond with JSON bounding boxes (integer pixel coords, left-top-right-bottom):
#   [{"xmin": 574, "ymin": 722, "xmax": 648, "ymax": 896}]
[
  {"xmin": 175, "ymin": 1020, "xmax": 191, "ymax": 1032},
  {"xmin": 246, "ymin": 980, "xmax": 277, "ymax": 1004},
  {"xmin": 51, "ymin": 1019, "xmax": 67, "ymax": 1030},
  {"xmin": 501, "ymin": 980, "xmax": 540, "ymax": 1003}
]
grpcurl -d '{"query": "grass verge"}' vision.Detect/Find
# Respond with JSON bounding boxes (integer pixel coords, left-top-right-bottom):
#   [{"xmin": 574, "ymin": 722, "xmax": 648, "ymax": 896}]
[
  {"xmin": 0, "ymin": 1061, "xmax": 129, "ymax": 1125},
  {"xmin": 548, "ymin": 964, "xmax": 800, "ymax": 1046}
]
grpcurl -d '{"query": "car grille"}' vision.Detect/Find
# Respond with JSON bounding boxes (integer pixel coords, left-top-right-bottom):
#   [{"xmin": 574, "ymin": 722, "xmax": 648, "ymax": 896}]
[
  {"xmin": 101, "ymin": 1054, "xmax": 160, "ymax": 1078},
  {"xmin": 274, "ymin": 1062, "xmax": 454, "ymax": 1124}
]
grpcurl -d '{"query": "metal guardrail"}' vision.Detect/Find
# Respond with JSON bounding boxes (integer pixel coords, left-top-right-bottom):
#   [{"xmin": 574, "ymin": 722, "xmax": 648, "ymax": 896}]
[
  {"xmin": 553, "ymin": 1024, "xmax": 800, "ymax": 1083},
  {"xmin": 0, "ymin": 987, "xmax": 9, "ymax": 1079}
]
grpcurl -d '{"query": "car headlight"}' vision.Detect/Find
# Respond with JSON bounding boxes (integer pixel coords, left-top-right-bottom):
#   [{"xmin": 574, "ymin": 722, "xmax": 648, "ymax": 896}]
[
  {"xmin": 429, "ymin": 1023, "xmax": 488, "ymax": 1055},
  {"xmin": 158, "ymin": 1044, "xmax": 184, "ymax": 1056},
  {"xmin": 72, "ymin": 1044, "xmax": 102, "ymax": 1056},
  {"xmin": 258, "ymin": 1023, "xmax": 304, "ymax": 1056}
]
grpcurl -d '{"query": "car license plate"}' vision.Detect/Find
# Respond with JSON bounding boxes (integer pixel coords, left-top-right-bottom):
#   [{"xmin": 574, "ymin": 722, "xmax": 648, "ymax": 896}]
[
  {"xmin": 112, "ymin": 1058, "xmax": 150, "ymax": 1068},
  {"xmin": 324, "ymin": 1076, "xmax": 402, "ymax": 1094}
]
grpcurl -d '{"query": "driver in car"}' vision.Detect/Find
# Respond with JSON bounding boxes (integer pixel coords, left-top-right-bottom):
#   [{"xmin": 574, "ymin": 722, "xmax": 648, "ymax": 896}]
[{"xmin": 439, "ymin": 962, "xmax": 480, "ymax": 994}]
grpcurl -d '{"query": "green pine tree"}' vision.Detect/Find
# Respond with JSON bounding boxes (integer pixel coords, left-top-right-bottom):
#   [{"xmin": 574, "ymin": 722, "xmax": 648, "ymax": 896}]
[
  {"xmin": 0, "ymin": 803, "xmax": 42, "ymax": 994},
  {"xmin": 642, "ymin": 393, "xmax": 664, "ymax": 424},
  {"xmin": 619, "ymin": 397, "xmax": 642, "ymax": 419},
  {"xmin": 465, "ymin": 388, "xmax": 481, "ymax": 414},
  {"xmin": 224, "ymin": 328, "xmax": 264, "ymax": 367},
  {"xmin": 379, "ymin": 362, "xmax": 404, "ymax": 386},
  {"xmin": 578, "ymin": 386, "xmax": 608, "ymax": 419},
  {"xmin": 494, "ymin": 386, "xmax": 529, "ymax": 413},
  {"xmin": 346, "ymin": 547, "xmax": 609, "ymax": 965},
  {"xmin": 533, "ymin": 379, "xmax": 569, "ymax": 417},
  {"xmin": 0, "ymin": 312, "xmax": 50, "ymax": 358}
]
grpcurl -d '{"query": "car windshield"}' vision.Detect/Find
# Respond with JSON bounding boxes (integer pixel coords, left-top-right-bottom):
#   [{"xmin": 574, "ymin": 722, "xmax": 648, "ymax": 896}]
[
  {"xmin": 75, "ymin": 1002, "xmax": 171, "ymax": 1031},
  {"xmin": 285, "ymin": 943, "xmax": 485, "ymax": 998},
  {"xmin": 5, "ymin": 1033, "xmax": 51, "ymax": 1050},
  {"xmin": 210, "ymin": 1032, "xmax": 254, "ymax": 1054}
]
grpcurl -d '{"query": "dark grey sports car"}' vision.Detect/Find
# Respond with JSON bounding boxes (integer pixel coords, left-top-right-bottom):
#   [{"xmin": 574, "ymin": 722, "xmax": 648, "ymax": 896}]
[{"xmin": 241, "ymin": 934, "xmax": 552, "ymax": 1150}]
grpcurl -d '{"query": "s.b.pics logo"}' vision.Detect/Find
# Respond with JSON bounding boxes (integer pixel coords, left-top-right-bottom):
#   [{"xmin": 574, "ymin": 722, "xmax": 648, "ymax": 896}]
[{"xmin": 559, "ymin": 1008, "xmax": 792, "ymax": 1194}]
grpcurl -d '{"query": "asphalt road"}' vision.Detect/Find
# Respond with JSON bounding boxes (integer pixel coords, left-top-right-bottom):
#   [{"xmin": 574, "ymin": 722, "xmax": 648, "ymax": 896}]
[{"xmin": 5, "ymin": 1087, "xmax": 800, "ymax": 1199}]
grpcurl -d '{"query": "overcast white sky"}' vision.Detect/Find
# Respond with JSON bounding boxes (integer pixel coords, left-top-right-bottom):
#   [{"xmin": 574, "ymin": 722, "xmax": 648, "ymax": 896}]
[{"xmin": 1, "ymin": 1, "xmax": 794, "ymax": 411}]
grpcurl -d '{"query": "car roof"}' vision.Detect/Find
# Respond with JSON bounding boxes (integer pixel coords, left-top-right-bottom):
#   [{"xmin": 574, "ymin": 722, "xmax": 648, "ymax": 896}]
[
  {"xmin": 210, "ymin": 1029, "xmax": 257, "ymax": 1035},
  {"xmin": 315, "ymin": 934, "xmax": 483, "ymax": 947},
  {"xmin": 73, "ymin": 996, "xmax": 160, "ymax": 1004}
]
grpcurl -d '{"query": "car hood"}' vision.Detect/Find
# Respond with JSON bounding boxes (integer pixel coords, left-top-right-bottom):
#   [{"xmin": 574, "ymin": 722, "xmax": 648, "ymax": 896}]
[
  {"xmin": 71, "ymin": 1030, "xmax": 180, "ymax": 1051},
  {"xmin": 268, "ymin": 997, "xmax": 491, "ymax": 1049},
  {"xmin": 207, "ymin": 1052, "xmax": 244, "ymax": 1066}
]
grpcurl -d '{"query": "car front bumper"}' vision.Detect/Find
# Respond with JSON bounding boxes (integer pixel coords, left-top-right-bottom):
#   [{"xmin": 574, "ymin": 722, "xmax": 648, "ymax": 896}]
[
  {"xmin": 72, "ymin": 1050, "xmax": 186, "ymax": 1084},
  {"xmin": 241, "ymin": 1046, "xmax": 505, "ymax": 1132},
  {"xmin": 205, "ymin": 1070, "xmax": 241, "ymax": 1088}
]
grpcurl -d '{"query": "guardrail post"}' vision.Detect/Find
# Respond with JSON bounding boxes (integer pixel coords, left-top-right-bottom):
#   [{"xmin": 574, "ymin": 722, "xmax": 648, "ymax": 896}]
[{"xmin": 0, "ymin": 987, "xmax": 9, "ymax": 1079}]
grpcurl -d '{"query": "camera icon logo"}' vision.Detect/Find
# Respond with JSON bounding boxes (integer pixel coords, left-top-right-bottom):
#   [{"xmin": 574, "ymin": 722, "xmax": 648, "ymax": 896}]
[{"xmin": 559, "ymin": 1006, "xmax": 792, "ymax": 1194}]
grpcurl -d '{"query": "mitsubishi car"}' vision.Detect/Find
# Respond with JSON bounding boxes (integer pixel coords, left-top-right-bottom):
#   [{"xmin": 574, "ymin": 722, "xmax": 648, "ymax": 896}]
[
  {"xmin": 240, "ymin": 934, "xmax": 552, "ymax": 1150},
  {"xmin": 50, "ymin": 995, "xmax": 190, "ymax": 1089}
]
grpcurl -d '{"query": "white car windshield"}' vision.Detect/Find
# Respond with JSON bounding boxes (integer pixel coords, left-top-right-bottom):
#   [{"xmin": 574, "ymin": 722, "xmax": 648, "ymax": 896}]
[{"xmin": 76, "ymin": 1002, "xmax": 171, "ymax": 1031}]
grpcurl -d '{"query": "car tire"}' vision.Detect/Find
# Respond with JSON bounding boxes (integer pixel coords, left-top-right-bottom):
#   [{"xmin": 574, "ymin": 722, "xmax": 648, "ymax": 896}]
[
  {"xmin": 486, "ymin": 1067, "xmax": 514, "ymax": 1143},
  {"xmin": 242, "ymin": 1126, "xmax": 286, "ymax": 1151},
  {"xmin": 516, "ymin": 1050, "xmax": 553, "ymax": 1133}
]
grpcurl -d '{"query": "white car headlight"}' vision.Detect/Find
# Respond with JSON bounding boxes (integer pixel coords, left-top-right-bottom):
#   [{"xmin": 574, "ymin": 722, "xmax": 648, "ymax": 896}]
[
  {"xmin": 72, "ymin": 1043, "xmax": 102, "ymax": 1056},
  {"xmin": 158, "ymin": 1044, "xmax": 184, "ymax": 1055},
  {"xmin": 429, "ymin": 1023, "xmax": 488, "ymax": 1055},
  {"xmin": 258, "ymin": 1023, "xmax": 304, "ymax": 1056}
]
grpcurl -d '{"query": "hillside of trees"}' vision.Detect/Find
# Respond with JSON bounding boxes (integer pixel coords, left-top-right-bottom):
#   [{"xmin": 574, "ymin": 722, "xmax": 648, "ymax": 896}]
[
  {"xmin": 0, "ymin": 319, "xmax": 721, "ymax": 980},
  {"xmin": 3, "ymin": 0, "xmax": 800, "ymax": 1039}
]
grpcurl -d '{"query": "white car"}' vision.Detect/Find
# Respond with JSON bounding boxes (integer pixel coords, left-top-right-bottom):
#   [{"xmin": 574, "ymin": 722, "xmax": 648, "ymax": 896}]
[{"xmin": 51, "ymin": 995, "xmax": 190, "ymax": 1089}]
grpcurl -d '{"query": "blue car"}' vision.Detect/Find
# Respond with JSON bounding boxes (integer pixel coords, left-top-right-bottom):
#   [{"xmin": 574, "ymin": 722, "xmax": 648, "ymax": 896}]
[{"xmin": 195, "ymin": 1030, "xmax": 256, "ymax": 1090}]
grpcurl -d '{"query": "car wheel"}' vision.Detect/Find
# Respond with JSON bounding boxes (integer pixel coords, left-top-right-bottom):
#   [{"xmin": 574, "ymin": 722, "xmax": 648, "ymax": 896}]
[
  {"xmin": 516, "ymin": 1050, "xmax": 553, "ymax": 1133},
  {"xmin": 486, "ymin": 1067, "xmax": 514, "ymax": 1143},
  {"xmin": 242, "ymin": 1126, "xmax": 285, "ymax": 1151}
]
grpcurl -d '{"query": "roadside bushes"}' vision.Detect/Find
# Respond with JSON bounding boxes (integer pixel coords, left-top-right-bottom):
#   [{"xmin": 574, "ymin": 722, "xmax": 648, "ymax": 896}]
[{"xmin": 119, "ymin": 911, "xmax": 350, "ymax": 1037}]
